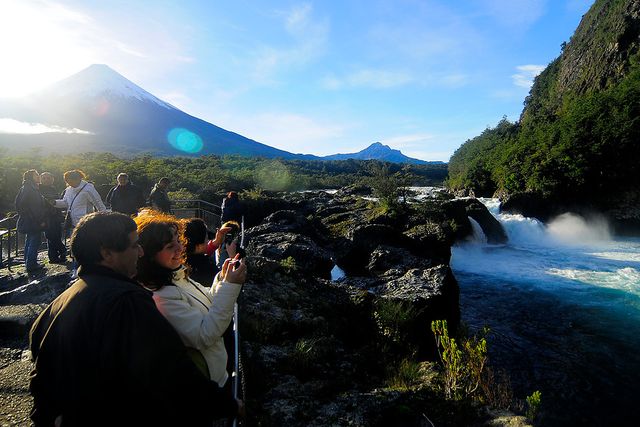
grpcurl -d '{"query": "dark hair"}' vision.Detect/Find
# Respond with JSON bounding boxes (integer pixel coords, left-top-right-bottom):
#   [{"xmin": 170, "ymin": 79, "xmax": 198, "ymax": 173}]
[
  {"xmin": 23, "ymin": 169, "xmax": 38, "ymax": 183},
  {"xmin": 64, "ymin": 170, "xmax": 86, "ymax": 183},
  {"xmin": 184, "ymin": 218, "xmax": 208, "ymax": 254},
  {"xmin": 159, "ymin": 177, "xmax": 170, "ymax": 185},
  {"xmin": 134, "ymin": 210, "xmax": 186, "ymax": 290},
  {"xmin": 70, "ymin": 212, "xmax": 136, "ymax": 266},
  {"xmin": 227, "ymin": 191, "xmax": 238, "ymax": 199}
]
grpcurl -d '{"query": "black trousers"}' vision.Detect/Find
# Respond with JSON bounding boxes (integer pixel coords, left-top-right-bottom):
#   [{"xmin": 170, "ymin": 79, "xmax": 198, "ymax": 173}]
[{"xmin": 45, "ymin": 222, "xmax": 66, "ymax": 262}]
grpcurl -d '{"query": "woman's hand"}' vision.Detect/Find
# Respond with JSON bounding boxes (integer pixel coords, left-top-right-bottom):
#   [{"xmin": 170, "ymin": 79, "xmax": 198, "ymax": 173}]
[
  {"xmin": 220, "ymin": 255, "xmax": 247, "ymax": 285},
  {"xmin": 213, "ymin": 226, "xmax": 232, "ymax": 247}
]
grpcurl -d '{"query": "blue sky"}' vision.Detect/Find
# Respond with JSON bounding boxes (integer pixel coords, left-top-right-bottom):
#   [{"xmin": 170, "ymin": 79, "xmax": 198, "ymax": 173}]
[{"xmin": 0, "ymin": 0, "xmax": 594, "ymax": 161}]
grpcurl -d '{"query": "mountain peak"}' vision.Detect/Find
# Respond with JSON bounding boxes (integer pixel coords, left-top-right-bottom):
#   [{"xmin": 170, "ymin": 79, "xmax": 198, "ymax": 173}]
[
  {"xmin": 39, "ymin": 64, "xmax": 175, "ymax": 110},
  {"xmin": 369, "ymin": 141, "xmax": 388, "ymax": 148},
  {"xmin": 323, "ymin": 142, "xmax": 431, "ymax": 164}
]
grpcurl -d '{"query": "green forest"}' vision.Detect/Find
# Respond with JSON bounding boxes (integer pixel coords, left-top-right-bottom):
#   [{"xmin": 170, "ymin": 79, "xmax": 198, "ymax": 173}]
[
  {"xmin": 448, "ymin": 63, "xmax": 640, "ymax": 200},
  {"xmin": 448, "ymin": 0, "xmax": 640, "ymax": 205},
  {"xmin": 0, "ymin": 151, "xmax": 447, "ymax": 216}
]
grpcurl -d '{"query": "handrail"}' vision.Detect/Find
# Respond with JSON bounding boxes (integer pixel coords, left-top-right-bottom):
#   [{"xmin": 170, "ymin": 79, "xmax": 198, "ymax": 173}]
[
  {"xmin": 172, "ymin": 199, "xmax": 222, "ymax": 230},
  {"xmin": 0, "ymin": 214, "xmax": 19, "ymax": 268},
  {"xmin": 0, "ymin": 199, "xmax": 222, "ymax": 269}
]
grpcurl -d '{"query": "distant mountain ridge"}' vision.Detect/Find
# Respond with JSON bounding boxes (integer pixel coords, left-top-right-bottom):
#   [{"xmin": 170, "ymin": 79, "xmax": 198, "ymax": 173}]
[
  {"xmin": 322, "ymin": 142, "xmax": 438, "ymax": 164},
  {"xmin": 0, "ymin": 64, "xmax": 435, "ymax": 164}
]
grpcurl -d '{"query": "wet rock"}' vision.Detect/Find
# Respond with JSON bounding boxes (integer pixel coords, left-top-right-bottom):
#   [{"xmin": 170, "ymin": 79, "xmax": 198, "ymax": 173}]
[
  {"xmin": 444, "ymin": 198, "xmax": 507, "ymax": 244},
  {"xmin": 246, "ymin": 232, "xmax": 333, "ymax": 279}
]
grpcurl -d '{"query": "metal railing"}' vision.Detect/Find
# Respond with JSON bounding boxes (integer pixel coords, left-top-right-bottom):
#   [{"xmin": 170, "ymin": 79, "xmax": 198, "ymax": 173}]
[
  {"xmin": 0, "ymin": 199, "xmax": 222, "ymax": 269},
  {"xmin": 172, "ymin": 199, "xmax": 222, "ymax": 230},
  {"xmin": 0, "ymin": 214, "xmax": 20, "ymax": 268}
]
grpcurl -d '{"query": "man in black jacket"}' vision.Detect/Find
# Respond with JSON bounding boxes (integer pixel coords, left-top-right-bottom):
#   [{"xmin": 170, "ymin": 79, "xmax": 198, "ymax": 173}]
[
  {"xmin": 29, "ymin": 212, "xmax": 240, "ymax": 426},
  {"xmin": 105, "ymin": 173, "xmax": 144, "ymax": 216},
  {"xmin": 148, "ymin": 177, "xmax": 171, "ymax": 213},
  {"xmin": 39, "ymin": 172, "xmax": 66, "ymax": 263},
  {"xmin": 15, "ymin": 169, "xmax": 47, "ymax": 272}
]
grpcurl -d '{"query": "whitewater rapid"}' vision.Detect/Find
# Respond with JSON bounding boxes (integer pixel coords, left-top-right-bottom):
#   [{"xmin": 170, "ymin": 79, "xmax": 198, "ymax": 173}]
[{"xmin": 450, "ymin": 198, "xmax": 640, "ymax": 426}]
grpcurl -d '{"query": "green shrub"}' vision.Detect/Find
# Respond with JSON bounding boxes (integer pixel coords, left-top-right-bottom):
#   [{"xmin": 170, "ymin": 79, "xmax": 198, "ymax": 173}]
[
  {"xmin": 526, "ymin": 390, "xmax": 542, "ymax": 421},
  {"xmin": 386, "ymin": 359, "xmax": 437, "ymax": 391},
  {"xmin": 279, "ymin": 256, "xmax": 298, "ymax": 274},
  {"xmin": 431, "ymin": 320, "xmax": 488, "ymax": 401}
]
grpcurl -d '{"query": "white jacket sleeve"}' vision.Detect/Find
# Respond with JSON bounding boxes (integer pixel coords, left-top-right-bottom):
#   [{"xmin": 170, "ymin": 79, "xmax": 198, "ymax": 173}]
[
  {"xmin": 86, "ymin": 184, "xmax": 106, "ymax": 212},
  {"xmin": 153, "ymin": 281, "xmax": 241, "ymax": 350}
]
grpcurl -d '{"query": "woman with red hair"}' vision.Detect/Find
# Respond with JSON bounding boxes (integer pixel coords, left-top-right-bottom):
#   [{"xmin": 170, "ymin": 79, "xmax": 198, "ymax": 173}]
[{"xmin": 134, "ymin": 210, "xmax": 246, "ymax": 390}]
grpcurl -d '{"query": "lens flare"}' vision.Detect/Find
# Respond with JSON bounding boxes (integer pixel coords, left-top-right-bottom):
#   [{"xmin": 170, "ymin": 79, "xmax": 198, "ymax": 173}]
[{"xmin": 167, "ymin": 128, "xmax": 203, "ymax": 153}]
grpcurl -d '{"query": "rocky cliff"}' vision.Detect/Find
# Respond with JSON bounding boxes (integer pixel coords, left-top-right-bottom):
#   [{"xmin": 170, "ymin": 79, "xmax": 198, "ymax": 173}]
[
  {"xmin": 0, "ymin": 190, "xmax": 511, "ymax": 426},
  {"xmin": 448, "ymin": 0, "xmax": 640, "ymax": 233}
]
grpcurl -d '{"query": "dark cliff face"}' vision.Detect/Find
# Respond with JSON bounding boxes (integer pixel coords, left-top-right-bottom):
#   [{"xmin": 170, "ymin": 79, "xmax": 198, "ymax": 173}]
[
  {"xmin": 449, "ymin": 0, "xmax": 640, "ymax": 232},
  {"xmin": 522, "ymin": 0, "xmax": 640, "ymax": 123}
]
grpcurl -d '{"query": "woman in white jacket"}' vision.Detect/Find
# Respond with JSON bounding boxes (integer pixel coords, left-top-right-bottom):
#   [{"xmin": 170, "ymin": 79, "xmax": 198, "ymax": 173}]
[
  {"xmin": 134, "ymin": 210, "xmax": 247, "ymax": 388},
  {"xmin": 56, "ymin": 170, "xmax": 106, "ymax": 227}
]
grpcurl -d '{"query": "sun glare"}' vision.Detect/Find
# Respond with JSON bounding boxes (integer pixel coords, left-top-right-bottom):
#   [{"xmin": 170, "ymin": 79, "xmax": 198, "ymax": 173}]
[{"xmin": 0, "ymin": 1, "xmax": 95, "ymax": 97}]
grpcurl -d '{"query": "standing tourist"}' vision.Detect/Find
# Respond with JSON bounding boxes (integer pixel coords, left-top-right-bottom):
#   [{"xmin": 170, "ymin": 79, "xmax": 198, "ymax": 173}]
[
  {"xmin": 39, "ymin": 172, "xmax": 66, "ymax": 263},
  {"xmin": 106, "ymin": 172, "xmax": 144, "ymax": 216},
  {"xmin": 220, "ymin": 191, "xmax": 245, "ymax": 223},
  {"xmin": 57, "ymin": 170, "xmax": 106, "ymax": 229},
  {"xmin": 15, "ymin": 169, "xmax": 47, "ymax": 273},
  {"xmin": 29, "ymin": 212, "xmax": 240, "ymax": 426},
  {"xmin": 149, "ymin": 177, "xmax": 172, "ymax": 213}
]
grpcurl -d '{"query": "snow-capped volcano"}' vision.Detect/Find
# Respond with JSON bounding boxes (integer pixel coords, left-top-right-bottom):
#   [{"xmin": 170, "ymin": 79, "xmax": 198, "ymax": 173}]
[
  {"xmin": 0, "ymin": 64, "xmax": 299, "ymax": 158},
  {"xmin": 40, "ymin": 64, "xmax": 175, "ymax": 110},
  {"xmin": 0, "ymin": 64, "xmax": 432, "ymax": 163}
]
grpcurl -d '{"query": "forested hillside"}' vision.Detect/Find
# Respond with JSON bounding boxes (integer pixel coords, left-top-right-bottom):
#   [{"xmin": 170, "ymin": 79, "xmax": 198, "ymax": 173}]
[
  {"xmin": 448, "ymin": 0, "xmax": 640, "ymax": 224},
  {"xmin": 0, "ymin": 150, "xmax": 447, "ymax": 215}
]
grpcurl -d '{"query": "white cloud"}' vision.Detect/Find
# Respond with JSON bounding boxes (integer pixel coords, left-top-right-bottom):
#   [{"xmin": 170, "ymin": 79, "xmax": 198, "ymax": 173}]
[
  {"xmin": 439, "ymin": 73, "xmax": 469, "ymax": 88},
  {"xmin": 0, "ymin": 118, "xmax": 92, "ymax": 134},
  {"xmin": 322, "ymin": 69, "xmax": 413, "ymax": 90},
  {"xmin": 512, "ymin": 64, "xmax": 545, "ymax": 88},
  {"xmin": 380, "ymin": 133, "xmax": 444, "ymax": 161},
  {"xmin": 348, "ymin": 69, "xmax": 413, "ymax": 89},
  {"xmin": 381, "ymin": 133, "xmax": 436, "ymax": 148},
  {"xmin": 251, "ymin": 3, "xmax": 329, "ymax": 83},
  {"xmin": 475, "ymin": 0, "xmax": 547, "ymax": 30},
  {"xmin": 215, "ymin": 112, "xmax": 347, "ymax": 155}
]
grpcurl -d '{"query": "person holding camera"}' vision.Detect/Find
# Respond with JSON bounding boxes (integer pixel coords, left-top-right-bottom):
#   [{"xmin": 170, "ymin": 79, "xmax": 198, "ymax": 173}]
[
  {"xmin": 29, "ymin": 212, "xmax": 239, "ymax": 426},
  {"xmin": 216, "ymin": 220, "xmax": 241, "ymax": 271},
  {"xmin": 134, "ymin": 210, "xmax": 246, "ymax": 396},
  {"xmin": 183, "ymin": 218, "xmax": 233, "ymax": 286}
]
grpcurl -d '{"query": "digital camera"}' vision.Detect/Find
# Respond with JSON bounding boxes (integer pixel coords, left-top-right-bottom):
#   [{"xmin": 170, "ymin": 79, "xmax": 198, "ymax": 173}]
[{"xmin": 224, "ymin": 230, "xmax": 238, "ymax": 245}]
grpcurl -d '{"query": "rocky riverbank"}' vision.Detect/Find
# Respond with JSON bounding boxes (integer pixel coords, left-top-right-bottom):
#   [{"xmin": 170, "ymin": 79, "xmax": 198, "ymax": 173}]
[{"xmin": 0, "ymin": 189, "xmax": 528, "ymax": 426}]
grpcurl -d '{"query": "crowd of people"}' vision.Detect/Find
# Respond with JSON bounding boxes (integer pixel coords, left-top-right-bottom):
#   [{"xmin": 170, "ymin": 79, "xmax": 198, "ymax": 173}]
[{"xmin": 12, "ymin": 169, "xmax": 249, "ymax": 425}]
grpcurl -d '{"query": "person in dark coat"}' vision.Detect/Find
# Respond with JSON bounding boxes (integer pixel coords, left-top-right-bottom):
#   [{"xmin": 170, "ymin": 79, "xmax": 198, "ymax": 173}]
[
  {"xmin": 15, "ymin": 169, "xmax": 47, "ymax": 272},
  {"xmin": 29, "ymin": 212, "xmax": 241, "ymax": 427},
  {"xmin": 39, "ymin": 172, "xmax": 67, "ymax": 263},
  {"xmin": 220, "ymin": 191, "xmax": 245, "ymax": 223},
  {"xmin": 106, "ymin": 172, "xmax": 144, "ymax": 216},
  {"xmin": 183, "ymin": 218, "xmax": 232, "ymax": 286},
  {"xmin": 149, "ymin": 177, "xmax": 171, "ymax": 213}
]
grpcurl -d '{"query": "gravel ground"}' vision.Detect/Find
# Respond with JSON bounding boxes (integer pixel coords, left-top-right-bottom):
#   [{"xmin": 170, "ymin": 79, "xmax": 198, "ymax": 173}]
[
  {"xmin": 0, "ymin": 255, "xmax": 71, "ymax": 427},
  {"xmin": 0, "ymin": 342, "xmax": 32, "ymax": 427}
]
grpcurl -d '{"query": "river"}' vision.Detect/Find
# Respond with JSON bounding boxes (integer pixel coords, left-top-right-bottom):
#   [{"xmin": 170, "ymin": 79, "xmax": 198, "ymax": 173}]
[{"xmin": 451, "ymin": 198, "xmax": 640, "ymax": 426}]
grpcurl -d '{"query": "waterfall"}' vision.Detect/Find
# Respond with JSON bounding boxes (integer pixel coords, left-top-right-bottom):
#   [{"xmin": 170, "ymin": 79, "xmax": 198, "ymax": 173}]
[
  {"xmin": 468, "ymin": 216, "xmax": 487, "ymax": 244},
  {"xmin": 450, "ymin": 197, "xmax": 640, "ymax": 426}
]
